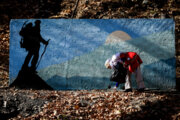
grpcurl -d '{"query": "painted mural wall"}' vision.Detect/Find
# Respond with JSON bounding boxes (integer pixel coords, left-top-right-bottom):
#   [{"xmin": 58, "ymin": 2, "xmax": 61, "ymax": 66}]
[{"xmin": 10, "ymin": 19, "xmax": 175, "ymax": 90}]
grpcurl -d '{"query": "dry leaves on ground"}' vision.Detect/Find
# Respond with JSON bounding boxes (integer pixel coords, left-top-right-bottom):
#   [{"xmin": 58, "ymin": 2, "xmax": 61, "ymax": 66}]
[{"xmin": 0, "ymin": 88, "xmax": 179, "ymax": 120}]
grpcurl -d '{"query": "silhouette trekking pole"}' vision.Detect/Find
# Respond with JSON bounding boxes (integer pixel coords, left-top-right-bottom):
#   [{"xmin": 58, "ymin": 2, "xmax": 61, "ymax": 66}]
[{"xmin": 36, "ymin": 39, "xmax": 50, "ymax": 69}]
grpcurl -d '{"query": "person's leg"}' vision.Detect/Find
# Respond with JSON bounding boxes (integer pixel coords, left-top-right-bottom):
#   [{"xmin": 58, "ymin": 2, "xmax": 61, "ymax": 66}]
[
  {"xmin": 22, "ymin": 51, "xmax": 33, "ymax": 69},
  {"xmin": 125, "ymin": 71, "xmax": 132, "ymax": 90},
  {"xmin": 31, "ymin": 48, "xmax": 39, "ymax": 70},
  {"xmin": 116, "ymin": 82, "xmax": 120, "ymax": 88},
  {"xmin": 112, "ymin": 82, "xmax": 120, "ymax": 89},
  {"xmin": 135, "ymin": 66, "xmax": 145, "ymax": 89}
]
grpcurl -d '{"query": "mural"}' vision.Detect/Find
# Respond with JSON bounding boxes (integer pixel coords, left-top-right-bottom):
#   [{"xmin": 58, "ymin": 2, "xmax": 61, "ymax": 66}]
[{"xmin": 10, "ymin": 19, "xmax": 175, "ymax": 90}]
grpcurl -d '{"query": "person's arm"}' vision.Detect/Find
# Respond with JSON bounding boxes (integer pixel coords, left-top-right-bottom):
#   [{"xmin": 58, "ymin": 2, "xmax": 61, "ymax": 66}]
[
  {"xmin": 109, "ymin": 60, "xmax": 115, "ymax": 69},
  {"xmin": 39, "ymin": 35, "xmax": 48, "ymax": 45},
  {"xmin": 137, "ymin": 55, "xmax": 143, "ymax": 64}
]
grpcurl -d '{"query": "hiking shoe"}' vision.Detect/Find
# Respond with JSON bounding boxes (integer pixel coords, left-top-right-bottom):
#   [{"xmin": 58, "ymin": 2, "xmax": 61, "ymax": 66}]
[
  {"xmin": 111, "ymin": 86, "xmax": 117, "ymax": 90},
  {"xmin": 138, "ymin": 88, "xmax": 145, "ymax": 92},
  {"xmin": 124, "ymin": 88, "xmax": 132, "ymax": 92}
]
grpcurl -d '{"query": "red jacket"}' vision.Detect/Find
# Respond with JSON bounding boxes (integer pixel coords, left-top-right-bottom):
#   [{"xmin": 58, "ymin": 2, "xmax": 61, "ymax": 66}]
[{"xmin": 120, "ymin": 52, "xmax": 143, "ymax": 73}]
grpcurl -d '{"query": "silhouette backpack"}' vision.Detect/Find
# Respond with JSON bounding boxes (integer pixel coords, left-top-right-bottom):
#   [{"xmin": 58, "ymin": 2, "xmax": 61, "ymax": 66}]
[
  {"xmin": 110, "ymin": 62, "xmax": 127, "ymax": 84},
  {"xmin": 19, "ymin": 22, "xmax": 33, "ymax": 51}
]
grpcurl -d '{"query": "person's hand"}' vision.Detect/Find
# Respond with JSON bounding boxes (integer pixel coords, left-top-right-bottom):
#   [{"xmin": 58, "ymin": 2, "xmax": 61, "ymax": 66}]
[
  {"xmin": 108, "ymin": 65, "xmax": 112, "ymax": 69},
  {"xmin": 45, "ymin": 39, "xmax": 49, "ymax": 45},
  {"xmin": 123, "ymin": 63, "xmax": 128, "ymax": 68},
  {"xmin": 46, "ymin": 41, "xmax": 49, "ymax": 45}
]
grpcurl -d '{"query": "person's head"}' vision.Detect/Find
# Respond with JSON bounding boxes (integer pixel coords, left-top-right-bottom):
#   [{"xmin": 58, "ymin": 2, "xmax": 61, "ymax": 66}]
[
  {"xmin": 105, "ymin": 58, "xmax": 111, "ymax": 69},
  {"xmin": 35, "ymin": 20, "xmax": 41, "ymax": 25}
]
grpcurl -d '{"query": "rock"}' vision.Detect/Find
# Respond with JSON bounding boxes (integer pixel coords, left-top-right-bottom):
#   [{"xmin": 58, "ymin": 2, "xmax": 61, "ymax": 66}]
[
  {"xmin": 10, "ymin": 68, "xmax": 53, "ymax": 90},
  {"xmin": 79, "ymin": 100, "xmax": 89, "ymax": 107},
  {"xmin": 142, "ymin": 0, "xmax": 149, "ymax": 4}
]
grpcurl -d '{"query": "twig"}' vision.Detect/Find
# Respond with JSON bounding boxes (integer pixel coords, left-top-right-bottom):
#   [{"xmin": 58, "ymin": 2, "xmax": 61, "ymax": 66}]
[{"xmin": 71, "ymin": 0, "xmax": 80, "ymax": 18}]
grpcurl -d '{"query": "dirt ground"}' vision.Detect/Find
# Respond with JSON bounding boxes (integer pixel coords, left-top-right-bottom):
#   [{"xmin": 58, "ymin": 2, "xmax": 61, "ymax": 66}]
[{"xmin": 0, "ymin": 0, "xmax": 180, "ymax": 119}]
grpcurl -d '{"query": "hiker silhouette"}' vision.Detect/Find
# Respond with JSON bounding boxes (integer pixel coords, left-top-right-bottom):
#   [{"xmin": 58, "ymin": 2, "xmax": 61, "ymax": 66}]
[
  {"xmin": 19, "ymin": 20, "xmax": 49, "ymax": 71},
  {"xmin": 9, "ymin": 20, "xmax": 53, "ymax": 90}
]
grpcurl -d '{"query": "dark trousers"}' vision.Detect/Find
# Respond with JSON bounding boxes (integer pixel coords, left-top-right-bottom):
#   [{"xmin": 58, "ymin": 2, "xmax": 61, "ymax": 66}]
[{"xmin": 22, "ymin": 47, "xmax": 39, "ymax": 70}]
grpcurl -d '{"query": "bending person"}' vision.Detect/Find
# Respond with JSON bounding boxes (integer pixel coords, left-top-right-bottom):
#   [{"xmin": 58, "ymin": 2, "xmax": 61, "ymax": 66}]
[{"xmin": 105, "ymin": 52, "xmax": 145, "ymax": 92}]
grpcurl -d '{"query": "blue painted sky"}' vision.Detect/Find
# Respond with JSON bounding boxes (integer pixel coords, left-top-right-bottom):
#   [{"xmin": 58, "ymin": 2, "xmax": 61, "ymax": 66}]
[{"xmin": 10, "ymin": 19, "xmax": 174, "ymax": 79}]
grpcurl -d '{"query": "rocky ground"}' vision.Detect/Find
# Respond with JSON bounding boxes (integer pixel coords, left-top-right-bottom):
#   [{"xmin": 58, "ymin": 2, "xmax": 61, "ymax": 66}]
[{"xmin": 0, "ymin": 0, "xmax": 180, "ymax": 119}]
